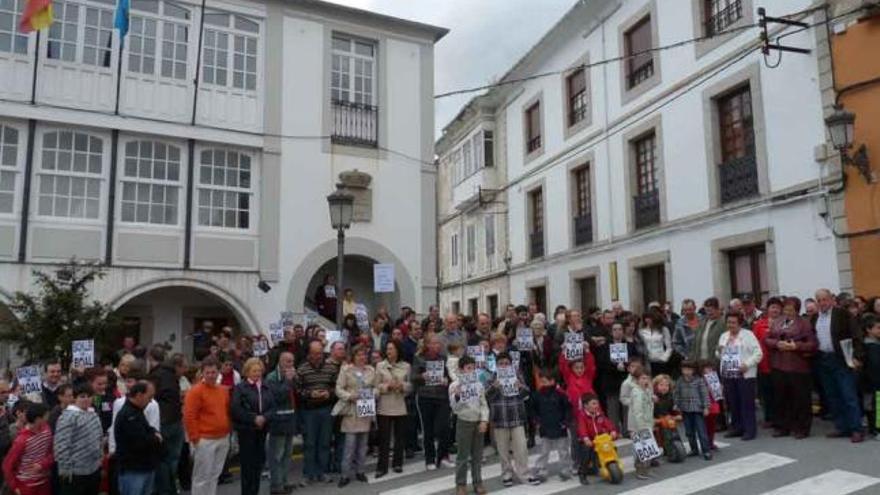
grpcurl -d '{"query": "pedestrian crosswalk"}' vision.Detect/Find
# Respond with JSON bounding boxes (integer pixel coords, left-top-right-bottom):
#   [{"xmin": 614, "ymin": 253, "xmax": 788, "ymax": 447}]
[{"xmin": 758, "ymin": 470, "xmax": 880, "ymax": 495}]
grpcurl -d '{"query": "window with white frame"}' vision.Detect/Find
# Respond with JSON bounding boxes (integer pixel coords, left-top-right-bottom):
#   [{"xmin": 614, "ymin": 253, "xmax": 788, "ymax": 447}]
[
  {"xmin": 0, "ymin": 0, "xmax": 28, "ymax": 55},
  {"xmin": 450, "ymin": 233, "xmax": 459, "ymax": 267},
  {"xmin": 484, "ymin": 214, "xmax": 495, "ymax": 257},
  {"xmin": 454, "ymin": 130, "xmax": 494, "ymax": 185},
  {"xmin": 0, "ymin": 124, "xmax": 21, "ymax": 214},
  {"xmin": 466, "ymin": 223, "xmax": 476, "ymax": 264},
  {"xmin": 462, "ymin": 140, "xmax": 473, "ymax": 178},
  {"xmin": 197, "ymin": 148, "xmax": 254, "ymax": 229},
  {"xmin": 37, "ymin": 129, "xmax": 104, "ymax": 219},
  {"xmin": 120, "ymin": 140, "xmax": 182, "ymax": 225},
  {"xmin": 47, "ymin": 1, "xmax": 79, "ymax": 62},
  {"xmin": 82, "ymin": 3, "xmax": 114, "ymax": 67},
  {"xmin": 46, "ymin": 0, "xmax": 116, "ymax": 67},
  {"xmin": 127, "ymin": 0, "xmax": 190, "ymax": 80},
  {"xmin": 450, "ymin": 149, "xmax": 462, "ymax": 186},
  {"xmin": 331, "ymin": 34, "xmax": 376, "ymax": 106},
  {"xmin": 202, "ymin": 11, "xmax": 258, "ymax": 91}
]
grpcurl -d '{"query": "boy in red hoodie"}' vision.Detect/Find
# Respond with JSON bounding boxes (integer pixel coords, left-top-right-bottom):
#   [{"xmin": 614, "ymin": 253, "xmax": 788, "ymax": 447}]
[
  {"xmin": 2, "ymin": 402, "xmax": 53, "ymax": 495},
  {"xmin": 576, "ymin": 393, "xmax": 618, "ymax": 485}
]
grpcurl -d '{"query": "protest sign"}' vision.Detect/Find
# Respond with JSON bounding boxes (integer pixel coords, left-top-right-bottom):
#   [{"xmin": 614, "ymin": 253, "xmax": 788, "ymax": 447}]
[
  {"xmin": 563, "ymin": 332, "xmax": 584, "ymax": 361},
  {"xmin": 373, "ymin": 264, "xmax": 395, "ymax": 293},
  {"xmin": 355, "ymin": 304, "xmax": 370, "ymax": 332},
  {"xmin": 509, "ymin": 350, "xmax": 521, "ymax": 369},
  {"xmin": 15, "ymin": 366, "xmax": 41, "ymax": 395},
  {"xmin": 633, "ymin": 429, "xmax": 662, "ymax": 462},
  {"xmin": 497, "ymin": 366, "xmax": 519, "ymax": 397},
  {"xmin": 720, "ymin": 346, "xmax": 742, "ymax": 378},
  {"xmin": 458, "ymin": 372, "xmax": 482, "ymax": 404},
  {"xmin": 466, "ymin": 346, "xmax": 485, "ymax": 367},
  {"xmin": 515, "ymin": 327, "xmax": 534, "ymax": 351},
  {"xmin": 356, "ymin": 388, "xmax": 376, "ymax": 418},
  {"xmin": 425, "ymin": 360, "xmax": 445, "ymax": 386},
  {"xmin": 705, "ymin": 371, "xmax": 723, "ymax": 399},
  {"xmin": 72, "ymin": 339, "xmax": 95, "ymax": 368},
  {"xmin": 252, "ymin": 339, "xmax": 269, "ymax": 357},
  {"xmin": 269, "ymin": 322, "xmax": 284, "ymax": 346},
  {"xmin": 610, "ymin": 343, "xmax": 629, "ymax": 364}
]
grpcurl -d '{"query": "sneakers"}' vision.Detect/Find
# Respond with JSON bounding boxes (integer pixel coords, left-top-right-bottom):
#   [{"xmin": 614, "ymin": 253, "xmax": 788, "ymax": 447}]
[
  {"xmin": 393, "ymin": 466, "xmax": 403, "ymax": 473},
  {"xmin": 439, "ymin": 459, "xmax": 456, "ymax": 469},
  {"xmin": 527, "ymin": 476, "xmax": 542, "ymax": 486},
  {"xmin": 426, "ymin": 463, "xmax": 437, "ymax": 471},
  {"xmin": 355, "ymin": 473, "xmax": 368, "ymax": 483}
]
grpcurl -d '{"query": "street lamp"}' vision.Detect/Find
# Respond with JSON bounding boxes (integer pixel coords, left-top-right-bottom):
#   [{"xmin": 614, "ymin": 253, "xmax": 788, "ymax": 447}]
[
  {"xmin": 825, "ymin": 104, "xmax": 873, "ymax": 183},
  {"xmin": 327, "ymin": 189, "xmax": 354, "ymax": 330}
]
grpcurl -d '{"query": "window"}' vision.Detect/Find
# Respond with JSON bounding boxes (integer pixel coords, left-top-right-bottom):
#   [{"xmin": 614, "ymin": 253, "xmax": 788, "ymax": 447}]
[
  {"xmin": 625, "ymin": 16, "xmax": 653, "ymax": 89},
  {"xmin": 639, "ymin": 264, "xmax": 666, "ymax": 312},
  {"xmin": 0, "ymin": 124, "xmax": 21, "ymax": 214},
  {"xmin": 128, "ymin": 0, "xmax": 190, "ymax": 80},
  {"xmin": 37, "ymin": 129, "xmax": 104, "ymax": 219},
  {"xmin": 47, "ymin": 1, "xmax": 80, "ymax": 62},
  {"xmin": 331, "ymin": 35, "xmax": 376, "ymax": 105},
  {"xmin": 450, "ymin": 149, "xmax": 462, "ymax": 185},
  {"xmin": 82, "ymin": 4, "xmax": 114, "ymax": 67},
  {"xmin": 529, "ymin": 285, "xmax": 547, "ymax": 316},
  {"xmin": 450, "ymin": 233, "xmax": 459, "ymax": 267},
  {"xmin": 483, "ymin": 130, "xmax": 494, "ymax": 168},
  {"xmin": 525, "ymin": 102, "xmax": 542, "ymax": 153},
  {"xmin": 572, "ymin": 165, "xmax": 592, "ymax": 246},
  {"xmin": 487, "ymin": 294, "xmax": 498, "ymax": 321},
  {"xmin": 45, "ymin": 0, "xmax": 118, "ymax": 67},
  {"xmin": 529, "ymin": 188, "xmax": 544, "ymax": 259},
  {"xmin": 203, "ymin": 11, "xmax": 258, "ymax": 91},
  {"xmin": 705, "ymin": 0, "xmax": 743, "ymax": 36},
  {"xmin": 462, "ymin": 140, "xmax": 473, "ymax": 178},
  {"xmin": 729, "ymin": 244, "xmax": 767, "ymax": 303},
  {"xmin": 717, "ymin": 85, "xmax": 758, "ymax": 203},
  {"xmin": 451, "ymin": 301, "xmax": 460, "ymax": 315},
  {"xmin": 566, "ymin": 68, "xmax": 588, "ymax": 127},
  {"xmin": 466, "ymin": 224, "xmax": 476, "ymax": 265},
  {"xmin": 468, "ymin": 298, "xmax": 478, "ymax": 317},
  {"xmin": 453, "ymin": 130, "xmax": 494, "ymax": 185},
  {"xmin": 197, "ymin": 148, "xmax": 254, "ymax": 229},
  {"xmin": 120, "ymin": 140, "xmax": 182, "ymax": 225},
  {"xmin": 632, "ymin": 132, "xmax": 660, "ymax": 229},
  {"xmin": 484, "ymin": 214, "xmax": 495, "ymax": 257},
  {"xmin": 576, "ymin": 277, "xmax": 598, "ymax": 313},
  {"xmin": 0, "ymin": 0, "xmax": 28, "ymax": 55}
]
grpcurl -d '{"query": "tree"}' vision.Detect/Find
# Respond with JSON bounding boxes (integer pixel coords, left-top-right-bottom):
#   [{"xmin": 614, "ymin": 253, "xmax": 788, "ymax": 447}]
[{"xmin": 1, "ymin": 259, "xmax": 120, "ymax": 366}]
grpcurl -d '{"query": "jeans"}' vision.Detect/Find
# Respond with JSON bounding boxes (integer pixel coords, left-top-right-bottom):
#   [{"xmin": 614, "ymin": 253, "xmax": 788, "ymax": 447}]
[
  {"xmin": 817, "ymin": 352, "xmax": 863, "ymax": 434},
  {"xmin": 342, "ymin": 432, "xmax": 369, "ymax": 478},
  {"xmin": 682, "ymin": 412, "xmax": 710, "ymax": 455},
  {"xmin": 722, "ymin": 377, "xmax": 757, "ymax": 439},
  {"xmin": 191, "ymin": 437, "xmax": 230, "ymax": 495},
  {"xmin": 454, "ymin": 419, "xmax": 483, "ymax": 487},
  {"xmin": 269, "ymin": 433, "xmax": 295, "ymax": 490},
  {"xmin": 377, "ymin": 415, "xmax": 406, "ymax": 472},
  {"xmin": 238, "ymin": 429, "xmax": 268, "ymax": 495},
  {"xmin": 417, "ymin": 396, "xmax": 450, "ymax": 465},
  {"xmin": 118, "ymin": 471, "xmax": 154, "ymax": 495},
  {"xmin": 300, "ymin": 406, "xmax": 332, "ymax": 479},
  {"xmin": 155, "ymin": 421, "xmax": 184, "ymax": 495}
]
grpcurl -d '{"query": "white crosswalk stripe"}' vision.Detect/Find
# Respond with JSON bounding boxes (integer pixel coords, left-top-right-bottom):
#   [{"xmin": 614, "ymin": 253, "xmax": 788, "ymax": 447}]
[
  {"xmin": 758, "ymin": 469, "xmax": 880, "ymax": 495},
  {"xmin": 617, "ymin": 452, "xmax": 796, "ymax": 495}
]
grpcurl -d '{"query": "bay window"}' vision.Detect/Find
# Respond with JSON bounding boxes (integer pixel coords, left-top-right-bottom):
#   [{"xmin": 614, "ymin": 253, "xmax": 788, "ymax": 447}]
[
  {"xmin": 202, "ymin": 11, "xmax": 259, "ymax": 91},
  {"xmin": 197, "ymin": 148, "xmax": 254, "ymax": 230},
  {"xmin": 128, "ymin": 0, "xmax": 190, "ymax": 80},
  {"xmin": 120, "ymin": 140, "xmax": 182, "ymax": 225},
  {"xmin": 0, "ymin": 123, "xmax": 21, "ymax": 214},
  {"xmin": 37, "ymin": 129, "xmax": 104, "ymax": 219},
  {"xmin": 0, "ymin": 0, "xmax": 28, "ymax": 55}
]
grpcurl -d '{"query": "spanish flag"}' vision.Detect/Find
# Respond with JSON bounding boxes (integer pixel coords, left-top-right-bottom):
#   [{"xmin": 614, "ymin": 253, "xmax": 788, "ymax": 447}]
[{"xmin": 19, "ymin": 0, "xmax": 53, "ymax": 33}]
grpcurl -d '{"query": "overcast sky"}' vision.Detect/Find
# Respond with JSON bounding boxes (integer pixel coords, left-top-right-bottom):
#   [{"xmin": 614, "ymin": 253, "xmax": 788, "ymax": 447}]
[{"xmin": 327, "ymin": 0, "xmax": 577, "ymax": 134}]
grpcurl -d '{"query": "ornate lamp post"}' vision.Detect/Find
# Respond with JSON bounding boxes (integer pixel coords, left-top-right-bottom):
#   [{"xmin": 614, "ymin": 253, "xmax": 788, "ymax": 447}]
[{"xmin": 327, "ymin": 189, "xmax": 354, "ymax": 330}]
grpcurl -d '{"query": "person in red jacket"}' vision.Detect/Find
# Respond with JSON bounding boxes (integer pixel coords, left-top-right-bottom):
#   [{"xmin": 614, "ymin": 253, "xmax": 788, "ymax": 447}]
[
  {"xmin": 575, "ymin": 393, "xmax": 618, "ymax": 485},
  {"xmin": 2, "ymin": 403, "xmax": 53, "ymax": 495},
  {"xmin": 557, "ymin": 342, "xmax": 597, "ymax": 415},
  {"xmin": 750, "ymin": 297, "xmax": 781, "ymax": 429}
]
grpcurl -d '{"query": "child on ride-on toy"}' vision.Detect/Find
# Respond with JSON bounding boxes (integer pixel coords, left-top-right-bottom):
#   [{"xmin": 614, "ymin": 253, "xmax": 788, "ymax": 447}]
[{"xmin": 575, "ymin": 393, "xmax": 619, "ymax": 485}]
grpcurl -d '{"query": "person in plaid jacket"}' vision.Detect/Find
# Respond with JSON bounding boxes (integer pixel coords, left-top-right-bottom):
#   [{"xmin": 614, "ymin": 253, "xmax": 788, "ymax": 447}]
[
  {"xmin": 486, "ymin": 353, "xmax": 530, "ymax": 487},
  {"xmin": 674, "ymin": 361, "xmax": 712, "ymax": 460}
]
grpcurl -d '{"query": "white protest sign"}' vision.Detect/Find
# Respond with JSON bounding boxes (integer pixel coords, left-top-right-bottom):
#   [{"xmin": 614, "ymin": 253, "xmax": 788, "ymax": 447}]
[
  {"xmin": 610, "ymin": 343, "xmax": 629, "ymax": 364},
  {"xmin": 325, "ymin": 330, "xmax": 345, "ymax": 352},
  {"xmin": 15, "ymin": 366, "xmax": 41, "ymax": 395},
  {"xmin": 269, "ymin": 323, "xmax": 285, "ymax": 346},
  {"xmin": 458, "ymin": 372, "xmax": 482, "ymax": 405},
  {"xmin": 356, "ymin": 388, "xmax": 376, "ymax": 418},
  {"xmin": 467, "ymin": 346, "xmax": 486, "ymax": 367},
  {"xmin": 72, "ymin": 339, "xmax": 95, "ymax": 368},
  {"xmin": 323, "ymin": 285, "xmax": 336, "ymax": 299},
  {"xmin": 840, "ymin": 338, "xmax": 855, "ymax": 368},
  {"xmin": 509, "ymin": 350, "xmax": 521, "ymax": 370},
  {"xmin": 355, "ymin": 304, "xmax": 370, "ymax": 332},
  {"xmin": 705, "ymin": 371, "xmax": 723, "ymax": 399},
  {"xmin": 497, "ymin": 366, "xmax": 519, "ymax": 397},
  {"xmin": 280, "ymin": 311, "xmax": 294, "ymax": 327},
  {"xmin": 720, "ymin": 346, "xmax": 741, "ymax": 378},
  {"xmin": 486, "ymin": 353, "xmax": 497, "ymax": 373},
  {"xmin": 303, "ymin": 310, "xmax": 317, "ymax": 328},
  {"xmin": 515, "ymin": 327, "xmax": 534, "ymax": 351},
  {"xmin": 252, "ymin": 339, "xmax": 269, "ymax": 357},
  {"xmin": 633, "ymin": 429, "xmax": 662, "ymax": 462},
  {"xmin": 373, "ymin": 263, "xmax": 395, "ymax": 293},
  {"xmin": 425, "ymin": 360, "xmax": 445, "ymax": 386},
  {"xmin": 564, "ymin": 332, "xmax": 584, "ymax": 361}
]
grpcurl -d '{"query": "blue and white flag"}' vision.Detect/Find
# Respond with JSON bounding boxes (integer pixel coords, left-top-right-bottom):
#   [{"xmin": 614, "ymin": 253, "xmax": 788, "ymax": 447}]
[{"xmin": 114, "ymin": 0, "xmax": 130, "ymax": 37}]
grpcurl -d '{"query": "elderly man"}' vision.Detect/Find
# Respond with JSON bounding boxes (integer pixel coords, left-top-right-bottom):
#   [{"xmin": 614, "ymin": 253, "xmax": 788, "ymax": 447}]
[
  {"xmin": 297, "ymin": 340, "xmax": 340, "ymax": 483},
  {"xmin": 471, "ymin": 313, "xmax": 494, "ymax": 345},
  {"xmin": 812, "ymin": 289, "xmax": 864, "ymax": 442},
  {"xmin": 439, "ymin": 313, "xmax": 467, "ymax": 351}
]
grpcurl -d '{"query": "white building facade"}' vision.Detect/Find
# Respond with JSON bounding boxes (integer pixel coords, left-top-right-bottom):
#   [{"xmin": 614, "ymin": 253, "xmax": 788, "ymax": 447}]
[
  {"xmin": 437, "ymin": 0, "xmax": 844, "ymax": 317},
  {"xmin": 0, "ymin": 0, "xmax": 445, "ymax": 360}
]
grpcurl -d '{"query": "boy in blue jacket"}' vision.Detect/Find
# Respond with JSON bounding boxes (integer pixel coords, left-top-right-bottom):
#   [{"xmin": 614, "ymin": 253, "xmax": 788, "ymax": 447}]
[{"xmin": 528, "ymin": 369, "xmax": 571, "ymax": 484}]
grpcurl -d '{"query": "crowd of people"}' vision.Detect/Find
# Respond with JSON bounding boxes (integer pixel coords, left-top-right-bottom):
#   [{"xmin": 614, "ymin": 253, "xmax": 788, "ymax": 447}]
[{"xmin": 0, "ymin": 288, "xmax": 878, "ymax": 495}]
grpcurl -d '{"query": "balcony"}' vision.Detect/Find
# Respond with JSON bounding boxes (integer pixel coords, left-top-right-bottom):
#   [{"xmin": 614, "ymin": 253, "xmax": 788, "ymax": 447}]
[
  {"xmin": 526, "ymin": 135, "xmax": 542, "ymax": 153},
  {"xmin": 627, "ymin": 60, "xmax": 654, "ymax": 89},
  {"xmin": 719, "ymin": 153, "xmax": 759, "ymax": 204},
  {"xmin": 705, "ymin": 0, "xmax": 743, "ymax": 37},
  {"xmin": 331, "ymin": 100, "xmax": 378, "ymax": 147},
  {"xmin": 633, "ymin": 189, "xmax": 660, "ymax": 230},
  {"xmin": 530, "ymin": 231, "xmax": 544, "ymax": 259},
  {"xmin": 573, "ymin": 214, "xmax": 593, "ymax": 246}
]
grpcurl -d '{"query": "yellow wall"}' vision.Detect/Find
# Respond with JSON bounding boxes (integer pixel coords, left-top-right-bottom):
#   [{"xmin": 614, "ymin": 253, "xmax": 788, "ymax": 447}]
[{"xmin": 831, "ymin": 14, "xmax": 880, "ymax": 297}]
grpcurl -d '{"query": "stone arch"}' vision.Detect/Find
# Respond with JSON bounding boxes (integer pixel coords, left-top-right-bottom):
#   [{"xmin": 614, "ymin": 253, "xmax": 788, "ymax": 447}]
[{"xmin": 287, "ymin": 237, "xmax": 416, "ymax": 313}]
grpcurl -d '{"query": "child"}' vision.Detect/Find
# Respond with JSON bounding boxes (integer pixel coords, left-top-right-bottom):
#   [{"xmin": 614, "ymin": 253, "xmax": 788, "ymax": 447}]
[
  {"xmin": 627, "ymin": 371, "xmax": 655, "ymax": 480},
  {"xmin": 701, "ymin": 361, "xmax": 723, "ymax": 449},
  {"xmin": 486, "ymin": 353, "xmax": 530, "ymax": 487},
  {"xmin": 618, "ymin": 358, "xmax": 644, "ymax": 433},
  {"xmin": 528, "ymin": 370, "xmax": 572, "ymax": 484},
  {"xmin": 2, "ymin": 402, "xmax": 53, "ymax": 495},
  {"xmin": 862, "ymin": 315, "xmax": 880, "ymax": 438},
  {"xmin": 652, "ymin": 375, "xmax": 675, "ymax": 418},
  {"xmin": 558, "ymin": 338, "xmax": 596, "ymax": 479},
  {"xmin": 447, "ymin": 342, "xmax": 465, "ymax": 383},
  {"xmin": 449, "ymin": 356, "xmax": 489, "ymax": 495},
  {"xmin": 575, "ymin": 393, "xmax": 618, "ymax": 485},
  {"xmin": 674, "ymin": 361, "xmax": 712, "ymax": 460}
]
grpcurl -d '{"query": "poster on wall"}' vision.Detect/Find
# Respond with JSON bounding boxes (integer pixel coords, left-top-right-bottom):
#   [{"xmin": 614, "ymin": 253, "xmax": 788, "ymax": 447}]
[{"xmin": 373, "ymin": 263, "xmax": 395, "ymax": 293}]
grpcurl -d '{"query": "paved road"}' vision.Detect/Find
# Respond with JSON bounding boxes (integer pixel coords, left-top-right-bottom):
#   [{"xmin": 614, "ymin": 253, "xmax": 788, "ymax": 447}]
[{"xmin": 212, "ymin": 419, "xmax": 880, "ymax": 495}]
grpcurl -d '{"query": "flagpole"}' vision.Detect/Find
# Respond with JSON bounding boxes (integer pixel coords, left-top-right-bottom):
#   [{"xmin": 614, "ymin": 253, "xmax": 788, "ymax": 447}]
[
  {"xmin": 114, "ymin": 35, "xmax": 124, "ymax": 115},
  {"xmin": 30, "ymin": 30, "xmax": 40, "ymax": 105}
]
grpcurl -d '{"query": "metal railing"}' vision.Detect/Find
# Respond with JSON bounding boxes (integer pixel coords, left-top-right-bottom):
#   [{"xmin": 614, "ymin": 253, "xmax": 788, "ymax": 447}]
[
  {"xmin": 331, "ymin": 100, "xmax": 378, "ymax": 147},
  {"xmin": 719, "ymin": 153, "xmax": 759, "ymax": 204},
  {"xmin": 627, "ymin": 60, "xmax": 654, "ymax": 89},
  {"xmin": 633, "ymin": 189, "xmax": 660, "ymax": 229},
  {"xmin": 530, "ymin": 231, "xmax": 544, "ymax": 259},
  {"xmin": 705, "ymin": 0, "xmax": 743, "ymax": 36},
  {"xmin": 526, "ymin": 135, "xmax": 542, "ymax": 153},
  {"xmin": 573, "ymin": 214, "xmax": 593, "ymax": 246}
]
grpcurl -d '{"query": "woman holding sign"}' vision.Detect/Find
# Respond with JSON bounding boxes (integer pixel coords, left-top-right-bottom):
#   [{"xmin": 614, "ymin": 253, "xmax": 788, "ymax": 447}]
[
  {"xmin": 375, "ymin": 341, "xmax": 412, "ymax": 478},
  {"xmin": 334, "ymin": 345, "xmax": 377, "ymax": 487},
  {"xmin": 715, "ymin": 313, "xmax": 763, "ymax": 441}
]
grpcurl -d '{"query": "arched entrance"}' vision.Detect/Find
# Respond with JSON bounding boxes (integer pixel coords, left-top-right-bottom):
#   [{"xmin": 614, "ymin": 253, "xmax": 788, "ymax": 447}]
[
  {"xmin": 110, "ymin": 279, "xmax": 259, "ymax": 359},
  {"xmin": 305, "ymin": 255, "xmax": 401, "ymax": 322}
]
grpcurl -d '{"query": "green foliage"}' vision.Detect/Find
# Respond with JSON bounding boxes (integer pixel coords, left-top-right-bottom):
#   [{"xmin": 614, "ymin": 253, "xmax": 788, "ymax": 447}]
[{"xmin": 1, "ymin": 259, "xmax": 120, "ymax": 366}]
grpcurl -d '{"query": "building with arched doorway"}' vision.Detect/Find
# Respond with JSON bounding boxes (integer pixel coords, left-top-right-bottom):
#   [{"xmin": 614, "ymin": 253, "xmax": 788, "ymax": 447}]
[{"xmin": 0, "ymin": 0, "xmax": 445, "ymax": 357}]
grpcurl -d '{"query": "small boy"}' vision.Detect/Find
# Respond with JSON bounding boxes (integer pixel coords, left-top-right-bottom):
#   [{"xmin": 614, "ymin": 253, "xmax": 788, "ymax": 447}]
[
  {"xmin": 862, "ymin": 315, "xmax": 880, "ymax": 438},
  {"xmin": 575, "ymin": 393, "xmax": 618, "ymax": 485},
  {"xmin": 627, "ymin": 371, "xmax": 655, "ymax": 480},
  {"xmin": 449, "ymin": 356, "xmax": 489, "ymax": 495},
  {"xmin": 528, "ymin": 369, "xmax": 572, "ymax": 484},
  {"xmin": 701, "ymin": 361, "xmax": 723, "ymax": 449},
  {"xmin": 2, "ymin": 402, "xmax": 52, "ymax": 495},
  {"xmin": 618, "ymin": 358, "xmax": 644, "ymax": 432},
  {"xmin": 652, "ymin": 375, "xmax": 675, "ymax": 418},
  {"xmin": 674, "ymin": 361, "xmax": 712, "ymax": 460},
  {"xmin": 486, "ymin": 353, "xmax": 530, "ymax": 487}
]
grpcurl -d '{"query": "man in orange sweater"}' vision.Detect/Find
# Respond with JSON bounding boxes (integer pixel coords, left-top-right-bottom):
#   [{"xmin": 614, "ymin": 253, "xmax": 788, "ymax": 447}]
[{"xmin": 184, "ymin": 357, "xmax": 232, "ymax": 495}]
